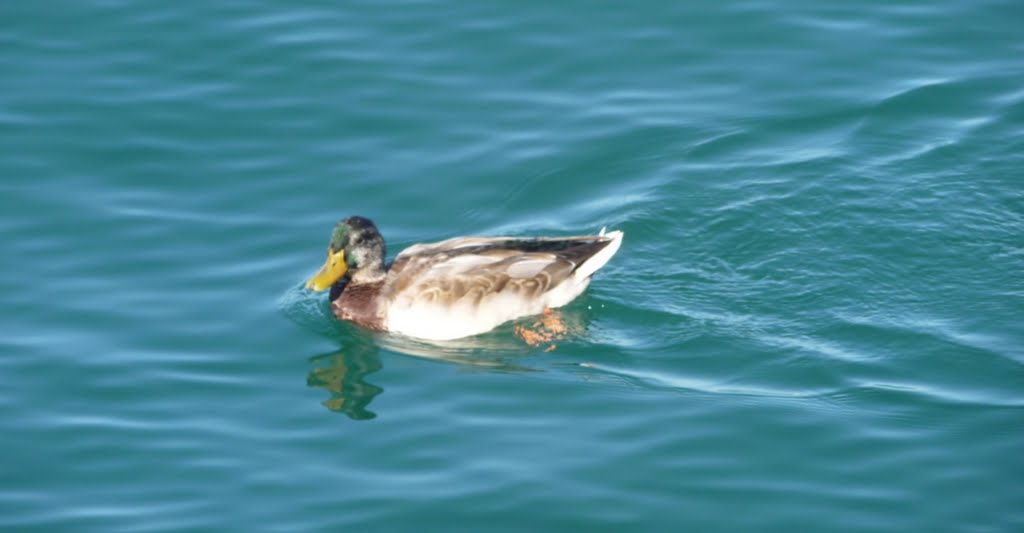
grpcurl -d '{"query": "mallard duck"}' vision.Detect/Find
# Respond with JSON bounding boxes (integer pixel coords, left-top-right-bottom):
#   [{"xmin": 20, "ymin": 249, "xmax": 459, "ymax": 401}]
[{"xmin": 306, "ymin": 216, "xmax": 623, "ymax": 340}]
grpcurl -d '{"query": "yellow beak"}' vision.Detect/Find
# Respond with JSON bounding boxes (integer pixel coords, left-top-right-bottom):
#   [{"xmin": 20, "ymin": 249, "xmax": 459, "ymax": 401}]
[{"xmin": 306, "ymin": 249, "xmax": 348, "ymax": 291}]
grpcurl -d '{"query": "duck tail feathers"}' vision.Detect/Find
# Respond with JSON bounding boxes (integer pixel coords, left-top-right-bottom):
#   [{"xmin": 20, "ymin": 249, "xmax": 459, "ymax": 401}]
[{"xmin": 574, "ymin": 230, "xmax": 623, "ymax": 281}]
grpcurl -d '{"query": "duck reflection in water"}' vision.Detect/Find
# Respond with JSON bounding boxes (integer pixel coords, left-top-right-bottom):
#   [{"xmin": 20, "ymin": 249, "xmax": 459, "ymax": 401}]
[
  {"xmin": 304, "ymin": 302, "xmax": 597, "ymax": 421},
  {"xmin": 307, "ymin": 340, "xmax": 383, "ymax": 421},
  {"xmin": 304, "ymin": 330, "xmax": 534, "ymax": 422}
]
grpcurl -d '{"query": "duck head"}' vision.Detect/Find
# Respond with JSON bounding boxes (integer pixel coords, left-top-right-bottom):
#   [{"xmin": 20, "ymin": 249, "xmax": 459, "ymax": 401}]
[{"xmin": 306, "ymin": 216, "xmax": 386, "ymax": 290}]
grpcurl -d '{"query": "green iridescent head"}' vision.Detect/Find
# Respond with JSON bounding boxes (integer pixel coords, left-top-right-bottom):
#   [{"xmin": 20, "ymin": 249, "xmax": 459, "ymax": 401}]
[{"xmin": 307, "ymin": 216, "xmax": 385, "ymax": 291}]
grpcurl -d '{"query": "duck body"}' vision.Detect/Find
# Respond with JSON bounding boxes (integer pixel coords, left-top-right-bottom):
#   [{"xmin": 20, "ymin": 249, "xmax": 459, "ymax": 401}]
[{"xmin": 307, "ymin": 217, "xmax": 623, "ymax": 341}]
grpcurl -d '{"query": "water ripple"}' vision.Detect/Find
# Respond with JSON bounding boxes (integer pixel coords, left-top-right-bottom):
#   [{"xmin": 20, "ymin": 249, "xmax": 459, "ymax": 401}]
[{"xmin": 3, "ymin": 0, "xmax": 1024, "ymax": 530}]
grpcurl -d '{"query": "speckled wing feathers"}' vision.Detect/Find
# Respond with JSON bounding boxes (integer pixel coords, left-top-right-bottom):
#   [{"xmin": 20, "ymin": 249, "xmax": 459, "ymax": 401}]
[{"xmin": 383, "ymin": 237, "xmax": 612, "ymax": 307}]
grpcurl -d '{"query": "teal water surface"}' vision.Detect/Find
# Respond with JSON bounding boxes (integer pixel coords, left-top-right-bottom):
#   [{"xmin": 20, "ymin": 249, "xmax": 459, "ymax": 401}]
[{"xmin": 3, "ymin": 0, "xmax": 1023, "ymax": 530}]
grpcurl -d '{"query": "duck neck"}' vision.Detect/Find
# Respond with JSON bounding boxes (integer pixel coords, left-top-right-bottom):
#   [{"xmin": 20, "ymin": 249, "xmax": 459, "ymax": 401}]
[{"xmin": 350, "ymin": 260, "xmax": 387, "ymax": 284}]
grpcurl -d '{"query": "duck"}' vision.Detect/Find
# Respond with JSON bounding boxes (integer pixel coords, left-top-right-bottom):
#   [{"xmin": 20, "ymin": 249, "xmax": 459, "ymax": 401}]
[{"xmin": 306, "ymin": 216, "xmax": 623, "ymax": 340}]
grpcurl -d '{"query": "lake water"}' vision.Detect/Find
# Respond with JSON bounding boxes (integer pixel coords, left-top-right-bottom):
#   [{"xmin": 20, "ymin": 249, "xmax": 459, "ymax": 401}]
[{"xmin": 2, "ymin": 0, "xmax": 1022, "ymax": 530}]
